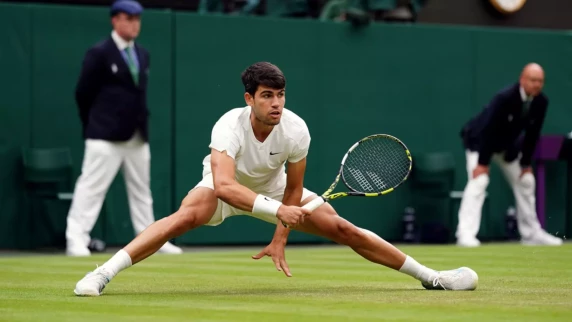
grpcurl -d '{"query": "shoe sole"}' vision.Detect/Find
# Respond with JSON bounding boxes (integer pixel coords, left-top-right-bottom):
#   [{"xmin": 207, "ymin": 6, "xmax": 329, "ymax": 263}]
[
  {"xmin": 74, "ymin": 288, "xmax": 101, "ymax": 296},
  {"xmin": 521, "ymin": 241, "xmax": 563, "ymax": 246}
]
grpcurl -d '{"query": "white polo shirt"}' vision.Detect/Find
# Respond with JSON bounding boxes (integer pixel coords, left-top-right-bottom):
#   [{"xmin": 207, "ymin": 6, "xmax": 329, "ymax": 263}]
[{"xmin": 202, "ymin": 105, "xmax": 311, "ymax": 194}]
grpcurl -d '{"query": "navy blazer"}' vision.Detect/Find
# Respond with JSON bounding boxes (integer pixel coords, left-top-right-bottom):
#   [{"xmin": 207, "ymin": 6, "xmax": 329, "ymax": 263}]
[
  {"xmin": 460, "ymin": 82, "xmax": 548, "ymax": 167},
  {"xmin": 75, "ymin": 37, "xmax": 150, "ymax": 142}
]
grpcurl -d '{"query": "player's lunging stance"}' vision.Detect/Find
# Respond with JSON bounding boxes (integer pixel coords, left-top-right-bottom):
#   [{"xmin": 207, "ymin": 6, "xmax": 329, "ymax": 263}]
[{"xmin": 74, "ymin": 62, "xmax": 478, "ymax": 295}]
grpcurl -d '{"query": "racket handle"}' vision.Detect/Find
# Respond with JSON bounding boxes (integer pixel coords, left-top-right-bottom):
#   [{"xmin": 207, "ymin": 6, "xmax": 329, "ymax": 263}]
[{"xmin": 302, "ymin": 196, "xmax": 326, "ymax": 212}]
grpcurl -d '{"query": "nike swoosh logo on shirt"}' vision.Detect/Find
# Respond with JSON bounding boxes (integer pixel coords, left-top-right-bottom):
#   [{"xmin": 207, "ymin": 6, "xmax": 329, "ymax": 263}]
[{"xmin": 269, "ymin": 152, "xmax": 282, "ymax": 155}]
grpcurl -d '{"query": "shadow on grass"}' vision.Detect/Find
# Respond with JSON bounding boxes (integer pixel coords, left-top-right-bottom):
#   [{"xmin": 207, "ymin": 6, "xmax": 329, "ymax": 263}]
[{"xmin": 99, "ymin": 285, "xmax": 435, "ymax": 297}]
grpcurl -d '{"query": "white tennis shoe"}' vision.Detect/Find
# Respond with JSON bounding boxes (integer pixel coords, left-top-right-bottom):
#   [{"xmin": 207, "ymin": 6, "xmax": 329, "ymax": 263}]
[
  {"xmin": 74, "ymin": 267, "xmax": 112, "ymax": 296},
  {"xmin": 422, "ymin": 267, "xmax": 478, "ymax": 291},
  {"xmin": 521, "ymin": 230, "xmax": 563, "ymax": 246}
]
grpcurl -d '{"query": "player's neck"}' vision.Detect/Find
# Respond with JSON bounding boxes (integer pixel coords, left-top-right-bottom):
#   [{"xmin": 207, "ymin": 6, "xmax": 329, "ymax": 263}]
[{"xmin": 250, "ymin": 118, "xmax": 274, "ymax": 143}]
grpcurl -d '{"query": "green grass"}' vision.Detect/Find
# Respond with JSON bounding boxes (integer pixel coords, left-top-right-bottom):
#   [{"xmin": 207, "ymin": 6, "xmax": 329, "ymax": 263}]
[{"xmin": 1, "ymin": 243, "xmax": 571, "ymax": 321}]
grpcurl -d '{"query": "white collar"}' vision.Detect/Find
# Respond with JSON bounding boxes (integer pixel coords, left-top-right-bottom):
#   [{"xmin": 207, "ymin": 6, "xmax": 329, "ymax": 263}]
[
  {"xmin": 519, "ymin": 86, "xmax": 532, "ymax": 103},
  {"xmin": 111, "ymin": 30, "xmax": 134, "ymax": 51}
]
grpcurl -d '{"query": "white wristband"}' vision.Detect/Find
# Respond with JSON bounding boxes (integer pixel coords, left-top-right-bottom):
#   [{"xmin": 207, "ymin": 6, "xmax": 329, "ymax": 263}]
[{"xmin": 252, "ymin": 194, "xmax": 282, "ymax": 217}]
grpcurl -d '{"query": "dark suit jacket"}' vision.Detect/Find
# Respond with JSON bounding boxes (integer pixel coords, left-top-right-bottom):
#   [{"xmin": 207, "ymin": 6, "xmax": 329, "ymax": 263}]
[
  {"xmin": 460, "ymin": 82, "xmax": 548, "ymax": 167},
  {"xmin": 75, "ymin": 37, "xmax": 150, "ymax": 142}
]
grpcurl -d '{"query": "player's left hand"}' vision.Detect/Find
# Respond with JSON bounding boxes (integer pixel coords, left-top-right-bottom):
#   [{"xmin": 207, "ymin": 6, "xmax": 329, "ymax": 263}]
[{"xmin": 252, "ymin": 242, "xmax": 292, "ymax": 277}]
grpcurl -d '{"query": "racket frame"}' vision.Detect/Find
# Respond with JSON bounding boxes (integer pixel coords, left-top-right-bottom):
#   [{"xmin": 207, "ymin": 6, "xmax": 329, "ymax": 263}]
[{"xmin": 302, "ymin": 134, "xmax": 412, "ymax": 212}]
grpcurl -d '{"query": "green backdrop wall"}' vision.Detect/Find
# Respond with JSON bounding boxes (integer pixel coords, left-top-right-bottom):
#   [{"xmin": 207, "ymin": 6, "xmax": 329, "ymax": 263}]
[{"xmin": 0, "ymin": 3, "xmax": 570, "ymax": 249}]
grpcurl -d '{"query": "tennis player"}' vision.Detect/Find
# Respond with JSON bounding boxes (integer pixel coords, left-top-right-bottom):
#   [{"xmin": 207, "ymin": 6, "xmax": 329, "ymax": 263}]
[{"xmin": 74, "ymin": 62, "xmax": 478, "ymax": 296}]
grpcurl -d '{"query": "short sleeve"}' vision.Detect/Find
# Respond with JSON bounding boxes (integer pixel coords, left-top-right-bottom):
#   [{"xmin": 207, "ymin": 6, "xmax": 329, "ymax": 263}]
[
  {"xmin": 288, "ymin": 127, "xmax": 311, "ymax": 163},
  {"xmin": 208, "ymin": 119, "xmax": 241, "ymax": 159}
]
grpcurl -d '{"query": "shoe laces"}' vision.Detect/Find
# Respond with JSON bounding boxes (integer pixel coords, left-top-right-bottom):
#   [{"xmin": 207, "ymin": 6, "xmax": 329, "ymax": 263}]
[
  {"xmin": 91, "ymin": 265, "xmax": 111, "ymax": 284},
  {"xmin": 432, "ymin": 276, "xmax": 447, "ymax": 290}
]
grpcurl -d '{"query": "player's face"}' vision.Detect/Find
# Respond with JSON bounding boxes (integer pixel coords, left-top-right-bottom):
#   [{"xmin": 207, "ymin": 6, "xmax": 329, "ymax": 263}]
[
  {"xmin": 521, "ymin": 71, "xmax": 544, "ymax": 97},
  {"xmin": 112, "ymin": 13, "xmax": 141, "ymax": 41},
  {"xmin": 246, "ymin": 85, "xmax": 285, "ymax": 126}
]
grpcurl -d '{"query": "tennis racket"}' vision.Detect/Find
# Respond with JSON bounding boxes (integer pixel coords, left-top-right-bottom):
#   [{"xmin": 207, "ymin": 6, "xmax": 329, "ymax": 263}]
[{"xmin": 284, "ymin": 134, "xmax": 412, "ymax": 226}]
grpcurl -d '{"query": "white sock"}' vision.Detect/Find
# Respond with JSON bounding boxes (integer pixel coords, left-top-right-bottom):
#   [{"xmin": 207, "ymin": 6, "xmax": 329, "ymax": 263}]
[
  {"xmin": 398, "ymin": 255, "xmax": 437, "ymax": 283},
  {"xmin": 99, "ymin": 249, "xmax": 132, "ymax": 279}
]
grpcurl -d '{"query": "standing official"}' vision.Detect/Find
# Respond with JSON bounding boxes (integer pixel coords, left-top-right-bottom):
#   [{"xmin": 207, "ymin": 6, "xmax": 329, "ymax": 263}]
[
  {"xmin": 66, "ymin": 0, "xmax": 182, "ymax": 256},
  {"xmin": 456, "ymin": 63, "xmax": 563, "ymax": 247}
]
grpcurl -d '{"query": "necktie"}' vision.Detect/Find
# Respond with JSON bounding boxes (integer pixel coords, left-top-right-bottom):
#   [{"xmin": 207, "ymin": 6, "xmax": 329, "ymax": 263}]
[
  {"xmin": 124, "ymin": 47, "xmax": 139, "ymax": 85},
  {"xmin": 522, "ymin": 99, "xmax": 531, "ymax": 119}
]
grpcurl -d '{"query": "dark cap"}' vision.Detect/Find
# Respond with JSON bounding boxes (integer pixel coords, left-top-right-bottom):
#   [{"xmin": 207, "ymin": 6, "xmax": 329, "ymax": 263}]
[{"xmin": 110, "ymin": 0, "xmax": 143, "ymax": 16}]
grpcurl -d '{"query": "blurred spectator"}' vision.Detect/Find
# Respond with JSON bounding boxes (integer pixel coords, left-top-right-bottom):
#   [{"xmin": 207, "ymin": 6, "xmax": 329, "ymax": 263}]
[
  {"xmin": 199, "ymin": 0, "xmax": 261, "ymax": 15},
  {"xmin": 456, "ymin": 63, "xmax": 563, "ymax": 247},
  {"xmin": 320, "ymin": 0, "xmax": 425, "ymax": 24}
]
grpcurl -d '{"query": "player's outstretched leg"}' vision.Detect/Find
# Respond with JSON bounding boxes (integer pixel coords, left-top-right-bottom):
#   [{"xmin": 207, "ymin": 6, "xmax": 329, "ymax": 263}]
[
  {"xmin": 295, "ymin": 196, "xmax": 478, "ymax": 291},
  {"xmin": 73, "ymin": 187, "xmax": 218, "ymax": 296}
]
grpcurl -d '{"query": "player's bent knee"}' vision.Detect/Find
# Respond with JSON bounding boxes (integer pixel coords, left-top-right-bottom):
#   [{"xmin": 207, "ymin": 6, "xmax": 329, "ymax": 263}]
[
  {"xmin": 166, "ymin": 209, "xmax": 201, "ymax": 237},
  {"xmin": 333, "ymin": 220, "xmax": 363, "ymax": 245},
  {"xmin": 164, "ymin": 187, "xmax": 217, "ymax": 237},
  {"xmin": 167, "ymin": 203, "xmax": 214, "ymax": 237}
]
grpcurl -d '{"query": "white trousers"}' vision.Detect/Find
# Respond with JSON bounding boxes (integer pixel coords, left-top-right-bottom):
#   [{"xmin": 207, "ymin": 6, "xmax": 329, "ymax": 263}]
[
  {"xmin": 456, "ymin": 150, "xmax": 542, "ymax": 241},
  {"xmin": 65, "ymin": 134, "xmax": 155, "ymax": 248}
]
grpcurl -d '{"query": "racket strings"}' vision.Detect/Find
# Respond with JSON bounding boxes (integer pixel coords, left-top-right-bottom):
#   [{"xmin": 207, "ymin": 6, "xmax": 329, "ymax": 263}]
[{"xmin": 342, "ymin": 136, "xmax": 411, "ymax": 193}]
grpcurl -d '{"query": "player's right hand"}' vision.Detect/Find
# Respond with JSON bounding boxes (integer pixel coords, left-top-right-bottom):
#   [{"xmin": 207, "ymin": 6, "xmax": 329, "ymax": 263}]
[{"xmin": 276, "ymin": 205, "xmax": 312, "ymax": 227}]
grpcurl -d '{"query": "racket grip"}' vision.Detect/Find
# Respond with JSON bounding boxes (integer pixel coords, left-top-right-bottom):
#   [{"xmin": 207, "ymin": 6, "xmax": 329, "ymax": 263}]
[
  {"xmin": 302, "ymin": 197, "xmax": 326, "ymax": 212},
  {"xmin": 281, "ymin": 197, "xmax": 326, "ymax": 228}
]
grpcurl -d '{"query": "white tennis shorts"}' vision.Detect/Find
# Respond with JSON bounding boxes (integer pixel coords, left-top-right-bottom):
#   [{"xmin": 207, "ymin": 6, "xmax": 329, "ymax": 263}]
[{"xmin": 191, "ymin": 173, "xmax": 316, "ymax": 226}]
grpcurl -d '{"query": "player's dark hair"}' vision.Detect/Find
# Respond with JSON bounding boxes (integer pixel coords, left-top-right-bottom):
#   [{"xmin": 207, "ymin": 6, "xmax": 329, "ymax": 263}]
[{"xmin": 241, "ymin": 62, "xmax": 286, "ymax": 96}]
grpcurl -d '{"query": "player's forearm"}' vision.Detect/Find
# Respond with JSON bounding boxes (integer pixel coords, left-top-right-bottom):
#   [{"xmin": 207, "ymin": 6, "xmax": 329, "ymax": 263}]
[
  {"xmin": 214, "ymin": 182, "xmax": 260, "ymax": 213},
  {"xmin": 271, "ymin": 187, "xmax": 302, "ymax": 243},
  {"xmin": 283, "ymin": 185, "xmax": 303, "ymax": 206},
  {"xmin": 272, "ymin": 222, "xmax": 290, "ymax": 245}
]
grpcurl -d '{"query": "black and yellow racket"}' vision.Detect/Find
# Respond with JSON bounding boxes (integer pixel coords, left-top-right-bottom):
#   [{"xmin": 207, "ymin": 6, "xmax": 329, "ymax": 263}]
[{"xmin": 301, "ymin": 133, "xmax": 412, "ymax": 213}]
